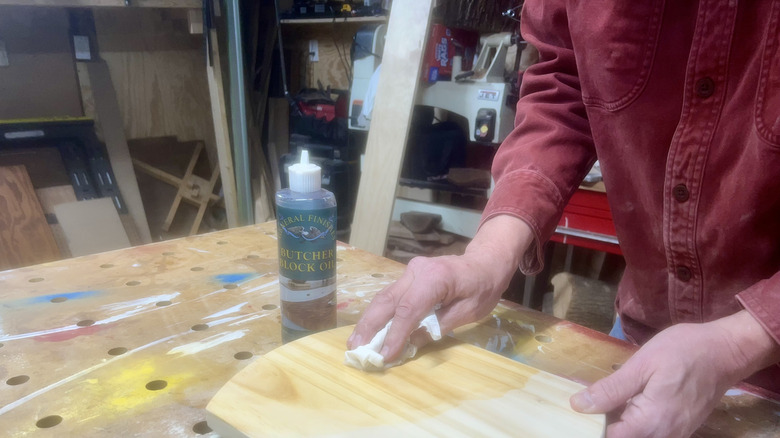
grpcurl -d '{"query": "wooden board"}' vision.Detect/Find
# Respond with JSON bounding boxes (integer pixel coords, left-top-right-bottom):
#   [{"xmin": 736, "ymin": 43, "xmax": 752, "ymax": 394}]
[
  {"xmin": 0, "ymin": 221, "xmax": 777, "ymax": 436},
  {"xmin": 0, "ymin": 6, "xmax": 83, "ymax": 120},
  {"xmin": 0, "ymin": 165, "xmax": 60, "ymax": 271},
  {"xmin": 35, "ymin": 185, "xmax": 78, "ymax": 258},
  {"xmin": 86, "ymin": 60, "xmax": 153, "ymax": 244},
  {"xmin": 207, "ymin": 28, "xmax": 241, "ymax": 228},
  {"xmin": 53, "ymin": 198, "xmax": 131, "ymax": 256},
  {"xmin": 207, "ymin": 325, "xmax": 605, "ymax": 437},
  {"xmin": 0, "ymin": 147, "xmax": 70, "ymax": 188},
  {"xmin": 350, "ymin": 0, "xmax": 434, "ymax": 255}
]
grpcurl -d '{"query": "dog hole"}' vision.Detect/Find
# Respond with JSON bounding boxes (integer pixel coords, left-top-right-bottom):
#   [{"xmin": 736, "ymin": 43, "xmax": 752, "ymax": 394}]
[
  {"xmin": 100, "ymin": 264, "xmax": 114, "ymax": 269},
  {"xmin": 191, "ymin": 324, "xmax": 209, "ymax": 331},
  {"xmin": 262, "ymin": 304, "xmax": 277, "ymax": 310},
  {"xmin": 28, "ymin": 277, "xmax": 44, "ymax": 283},
  {"xmin": 156, "ymin": 301, "xmax": 172, "ymax": 307},
  {"xmin": 534, "ymin": 335, "xmax": 552, "ymax": 343},
  {"xmin": 108, "ymin": 347, "xmax": 128, "ymax": 356},
  {"xmin": 191, "ymin": 267, "xmax": 204, "ymax": 272},
  {"xmin": 6, "ymin": 375, "xmax": 30, "ymax": 385},
  {"xmin": 192, "ymin": 421, "xmax": 213, "ymax": 435},
  {"xmin": 77, "ymin": 320, "xmax": 95, "ymax": 327},
  {"xmin": 217, "ymin": 241, "xmax": 228, "ymax": 245},
  {"xmin": 145, "ymin": 380, "xmax": 167, "ymax": 391},
  {"xmin": 371, "ymin": 273, "xmax": 384, "ymax": 278},
  {"xmin": 247, "ymin": 254, "xmax": 260, "ymax": 259},
  {"xmin": 234, "ymin": 351, "xmax": 253, "ymax": 360},
  {"xmin": 162, "ymin": 252, "xmax": 175, "ymax": 256},
  {"xmin": 612, "ymin": 363, "xmax": 623, "ymax": 371},
  {"xmin": 50, "ymin": 297, "xmax": 68, "ymax": 303},
  {"xmin": 126, "ymin": 280, "xmax": 141, "ymax": 286},
  {"xmin": 36, "ymin": 415, "xmax": 62, "ymax": 428},
  {"xmin": 223, "ymin": 284, "xmax": 238, "ymax": 290}
]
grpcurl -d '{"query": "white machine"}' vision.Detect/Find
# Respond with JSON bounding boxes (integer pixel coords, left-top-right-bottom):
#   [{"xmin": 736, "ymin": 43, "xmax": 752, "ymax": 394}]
[{"xmin": 349, "ymin": 28, "xmax": 516, "ymax": 145}]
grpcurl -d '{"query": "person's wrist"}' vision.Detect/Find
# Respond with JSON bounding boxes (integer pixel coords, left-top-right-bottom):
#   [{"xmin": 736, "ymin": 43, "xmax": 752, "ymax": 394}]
[
  {"xmin": 712, "ymin": 310, "xmax": 780, "ymax": 382},
  {"xmin": 464, "ymin": 215, "xmax": 534, "ymax": 296}
]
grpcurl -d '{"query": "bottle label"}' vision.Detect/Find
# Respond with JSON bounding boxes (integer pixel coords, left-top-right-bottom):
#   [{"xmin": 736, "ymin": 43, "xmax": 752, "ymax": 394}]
[{"xmin": 277, "ymin": 206, "xmax": 337, "ymax": 281}]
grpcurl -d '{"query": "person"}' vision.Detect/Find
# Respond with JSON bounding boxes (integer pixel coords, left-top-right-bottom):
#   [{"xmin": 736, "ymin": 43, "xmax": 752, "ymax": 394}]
[{"xmin": 348, "ymin": 0, "xmax": 780, "ymax": 436}]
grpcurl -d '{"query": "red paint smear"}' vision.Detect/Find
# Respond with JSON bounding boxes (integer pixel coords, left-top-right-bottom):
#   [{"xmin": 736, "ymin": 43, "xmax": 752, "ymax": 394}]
[
  {"xmin": 337, "ymin": 302, "xmax": 349, "ymax": 310},
  {"xmin": 34, "ymin": 324, "xmax": 103, "ymax": 342}
]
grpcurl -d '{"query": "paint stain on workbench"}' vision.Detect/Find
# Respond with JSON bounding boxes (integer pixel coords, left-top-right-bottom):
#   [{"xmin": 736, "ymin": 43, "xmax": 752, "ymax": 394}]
[
  {"xmin": 34, "ymin": 324, "xmax": 103, "ymax": 342},
  {"xmin": 93, "ymin": 360, "xmax": 192, "ymax": 413},
  {"xmin": 214, "ymin": 273, "xmax": 257, "ymax": 284},
  {"xmin": 7, "ymin": 290, "xmax": 100, "ymax": 307}
]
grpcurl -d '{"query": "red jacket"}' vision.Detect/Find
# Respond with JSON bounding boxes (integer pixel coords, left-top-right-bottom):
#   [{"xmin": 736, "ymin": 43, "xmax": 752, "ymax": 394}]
[{"xmin": 483, "ymin": 0, "xmax": 780, "ymax": 393}]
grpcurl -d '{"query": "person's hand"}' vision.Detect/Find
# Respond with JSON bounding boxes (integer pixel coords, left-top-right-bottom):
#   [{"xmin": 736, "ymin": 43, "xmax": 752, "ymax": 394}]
[
  {"xmin": 570, "ymin": 310, "xmax": 780, "ymax": 438},
  {"xmin": 347, "ymin": 216, "xmax": 534, "ymax": 363}
]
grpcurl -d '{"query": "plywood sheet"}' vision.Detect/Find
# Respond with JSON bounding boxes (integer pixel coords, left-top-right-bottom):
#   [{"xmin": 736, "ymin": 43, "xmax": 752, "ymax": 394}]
[
  {"xmin": 53, "ymin": 198, "xmax": 131, "ymax": 257},
  {"xmin": 0, "ymin": 147, "xmax": 70, "ymax": 188},
  {"xmin": 207, "ymin": 325, "xmax": 605, "ymax": 437},
  {"xmin": 86, "ymin": 60, "xmax": 152, "ymax": 244},
  {"xmin": 0, "ymin": 165, "xmax": 60, "ymax": 271},
  {"xmin": 0, "ymin": 6, "xmax": 83, "ymax": 119},
  {"xmin": 35, "ymin": 184, "xmax": 78, "ymax": 258}
]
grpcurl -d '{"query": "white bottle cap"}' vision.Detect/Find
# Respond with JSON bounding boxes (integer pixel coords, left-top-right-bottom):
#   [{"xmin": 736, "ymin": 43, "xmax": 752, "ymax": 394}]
[{"xmin": 288, "ymin": 150, "xmax": 321, "ymax": 193}]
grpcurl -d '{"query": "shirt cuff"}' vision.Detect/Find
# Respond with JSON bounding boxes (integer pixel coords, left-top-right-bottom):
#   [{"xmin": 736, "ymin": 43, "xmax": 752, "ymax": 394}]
[
  {"xmin": 736, "ymin": 276, "xmax": 780, "ymax": 347},
  {"xmin": 481, "ymin": 169, "xmax": 565, "ymax": 275}
]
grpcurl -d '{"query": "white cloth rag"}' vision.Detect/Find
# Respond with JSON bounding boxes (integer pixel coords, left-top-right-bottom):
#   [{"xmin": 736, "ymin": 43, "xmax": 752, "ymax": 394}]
[{"xmin": 344, "ymin": 311, "xmax": 442, "ymax": 371}]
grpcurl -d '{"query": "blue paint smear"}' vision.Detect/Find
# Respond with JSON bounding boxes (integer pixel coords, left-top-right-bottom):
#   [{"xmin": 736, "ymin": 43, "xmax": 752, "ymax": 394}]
[
  {"xmin": 8, "ymin": 290, "xmax": 100, "ymax": 307},
  {"xmin": 214, "ymin": 273, "xmax": 257, "ymax": 284}
]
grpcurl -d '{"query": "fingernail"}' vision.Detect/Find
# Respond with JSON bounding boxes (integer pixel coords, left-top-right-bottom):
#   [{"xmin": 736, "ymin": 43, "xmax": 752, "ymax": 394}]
[
  {"xmin": 379, "ymin": 346, "xmax": 389, "ymax": 358},
  {"xmin": 352, "ymin": 334, "xmax": 362, "ymax": 347},
  {"xmin": 571, "ymin": 390, "xmax": 594, "ymax": 413}
]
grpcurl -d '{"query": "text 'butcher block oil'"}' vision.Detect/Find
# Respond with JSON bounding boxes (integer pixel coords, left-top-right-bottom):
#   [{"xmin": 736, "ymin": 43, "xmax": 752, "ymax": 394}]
[{"xmin": 276, "ymin": 150, "xmax": 337, "ymax": 343}]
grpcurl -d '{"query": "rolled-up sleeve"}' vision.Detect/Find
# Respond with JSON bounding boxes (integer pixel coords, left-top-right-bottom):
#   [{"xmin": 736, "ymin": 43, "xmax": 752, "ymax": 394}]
[
  {"xmin": 738, "ymin": 276, "xmax": 780, "ymax": 347},
  {"xmin": 482, "ymin": 0, "xmax": 597, "ymax": 274}
]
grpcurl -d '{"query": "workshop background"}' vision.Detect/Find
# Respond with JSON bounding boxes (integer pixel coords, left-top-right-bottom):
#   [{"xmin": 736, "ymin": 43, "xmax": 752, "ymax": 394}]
[{"xmin": 0, "ymin": 0, "xmax": 622, "ymax": 335}]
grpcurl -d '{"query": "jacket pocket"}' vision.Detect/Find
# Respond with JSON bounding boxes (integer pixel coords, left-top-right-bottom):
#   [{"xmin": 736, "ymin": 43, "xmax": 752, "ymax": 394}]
[
  {"xmin": 570, "ymin": 0, "xmax": 664, "ymax": 111},
  {"xmin": 755, "ymin": 1, "xmax": 780, "ymax": 147}
]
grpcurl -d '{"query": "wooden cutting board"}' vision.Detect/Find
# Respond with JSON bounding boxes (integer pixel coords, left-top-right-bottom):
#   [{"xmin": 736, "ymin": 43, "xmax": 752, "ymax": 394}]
[{"xmin": 207, "ymin": 326, "xmax": 605, "ymax": 437}]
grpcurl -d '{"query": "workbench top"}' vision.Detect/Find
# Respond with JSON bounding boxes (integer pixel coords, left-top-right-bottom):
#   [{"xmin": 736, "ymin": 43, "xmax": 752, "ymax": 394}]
[{"xmin": 1, "ymin": 222, "xmax": 777, "ymax": 436}]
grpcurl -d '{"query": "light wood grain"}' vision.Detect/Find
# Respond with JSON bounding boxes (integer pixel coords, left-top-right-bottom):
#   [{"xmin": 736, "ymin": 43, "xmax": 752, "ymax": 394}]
[
  {"xmin": 0, "ymin": 165, "xmax": 60, "ymax": 271},
  {"xmin": 0, "ymin": 222, "xmax": 777, "ymax": 436},
  {"xmin": 207, "ymin": 28, "xmax": 241, "ymax": 228},
  {"xmin": 350, "ymin": 0, "xmax": 434, "ymax": 255},
  {"xmin": 207, "ymin": 325, "xmax": 604, "ymax": 437}
]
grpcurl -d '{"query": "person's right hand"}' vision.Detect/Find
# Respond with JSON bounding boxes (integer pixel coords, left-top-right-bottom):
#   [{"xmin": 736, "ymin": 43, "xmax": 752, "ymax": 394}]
[{"xmin": 347, "ymin": 216, "xmax": 534, "ymax": 363}]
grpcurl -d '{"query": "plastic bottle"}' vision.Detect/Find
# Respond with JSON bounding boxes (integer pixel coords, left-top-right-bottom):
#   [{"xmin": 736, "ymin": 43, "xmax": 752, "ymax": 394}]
[{"xmin": 276, "ymin": 150, "xmax": 337, "ymax": 343}]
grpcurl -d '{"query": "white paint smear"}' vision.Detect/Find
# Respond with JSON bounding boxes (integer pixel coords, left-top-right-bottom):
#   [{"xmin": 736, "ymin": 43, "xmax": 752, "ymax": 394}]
[
  {"xmin": 205, "ymin": 302, "xmax": 247, "ymax": 319},
  {"xmin": 242, "ymin": 279, "xmax": 279, "ymax": 295},
  {"xmin": 167, "ymin": 330, "xmax": 246, "ymax": 356}
]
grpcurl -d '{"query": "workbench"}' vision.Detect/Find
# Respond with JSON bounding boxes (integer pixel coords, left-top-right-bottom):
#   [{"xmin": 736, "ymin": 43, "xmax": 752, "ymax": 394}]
[{"xmin": 1, "ymin": 221, "xmax": 777, "ymax": 436}]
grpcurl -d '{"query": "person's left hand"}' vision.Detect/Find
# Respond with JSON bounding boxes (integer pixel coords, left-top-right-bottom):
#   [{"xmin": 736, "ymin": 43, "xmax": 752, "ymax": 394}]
[{"xmin": 570, "ymin": 312, "xmax": 779, "ymax": 438}]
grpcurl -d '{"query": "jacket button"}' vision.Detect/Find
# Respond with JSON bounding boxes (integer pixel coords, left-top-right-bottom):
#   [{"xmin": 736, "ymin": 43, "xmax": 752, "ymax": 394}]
[
  {"xmin": 695, "ymin": 77, "xmax": 715, "ymax": 98},
  {"xmin": 676, "ymin": 266, "xmax": 692, "ymax": 282},
  {"xmin": 673, "ymin": 184, "xmax": 690, "ymax": 202}
]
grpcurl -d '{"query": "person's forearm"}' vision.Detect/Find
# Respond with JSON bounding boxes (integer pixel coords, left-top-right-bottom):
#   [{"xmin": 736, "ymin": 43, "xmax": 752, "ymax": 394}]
[
  {"xmin": 713, "ymin": 310, "xmax": 780, "ymax": 382},
  {"xmin": 465, "ymin": 215, "xmax": 535, "ymax": 294}
]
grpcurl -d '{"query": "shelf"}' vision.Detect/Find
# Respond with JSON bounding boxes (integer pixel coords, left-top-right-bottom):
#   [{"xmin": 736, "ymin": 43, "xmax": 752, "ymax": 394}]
[
  {"xmin": 0, "ymin": 0, "xmax": 200, "ymax": 7},
  {"xmin": 398, "ymin": 177, "xmax": 488, "ymax": 197},
  {"xmin": 280, "ymin": 16, "xmax": 387, "ymax": 24}
]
